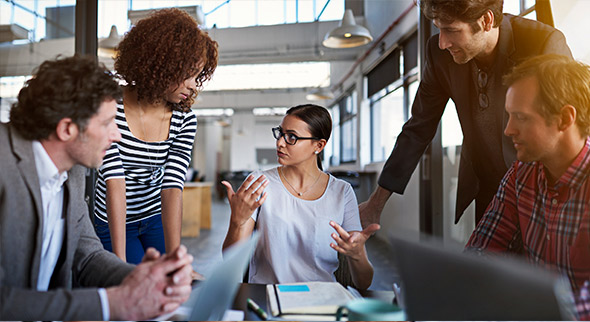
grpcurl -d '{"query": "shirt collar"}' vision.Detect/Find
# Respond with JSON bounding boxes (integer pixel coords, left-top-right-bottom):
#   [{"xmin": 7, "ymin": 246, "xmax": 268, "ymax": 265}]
[
  {"xmin": 550, "ymin": 136, "xmax": 590, "ymax": 190},
  {"xmin": 32, "ymin": 141, "xmax": 68, "ymax": 190}
]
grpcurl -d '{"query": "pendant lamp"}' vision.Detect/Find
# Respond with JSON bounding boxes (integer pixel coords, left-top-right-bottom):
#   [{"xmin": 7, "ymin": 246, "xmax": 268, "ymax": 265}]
[{"xmin": 322, "ymin": 9, "xmax": 373, "ymax": 48}]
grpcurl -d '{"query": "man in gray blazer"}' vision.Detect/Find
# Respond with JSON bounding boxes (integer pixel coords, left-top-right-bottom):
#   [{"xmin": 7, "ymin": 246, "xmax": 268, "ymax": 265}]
[
  {"xmin": 360, "ymin": 0, "xmax": 573, "ymax": 228},
  {"xmin": 0, "ymin": 55, "xmax": 194, "ymax": 320}
]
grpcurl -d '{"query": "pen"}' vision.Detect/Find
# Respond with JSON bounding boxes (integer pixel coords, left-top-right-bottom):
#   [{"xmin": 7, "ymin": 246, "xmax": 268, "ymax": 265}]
[{"xmin": 247, "ymin": 297, "xmax": 269, "ymax": 320}]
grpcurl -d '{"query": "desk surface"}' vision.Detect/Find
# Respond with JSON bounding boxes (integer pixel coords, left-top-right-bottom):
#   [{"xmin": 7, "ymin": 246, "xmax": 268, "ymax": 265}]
[{"xmin": 232, "ymin": 283, "xmax": 395, "ymax": 321}]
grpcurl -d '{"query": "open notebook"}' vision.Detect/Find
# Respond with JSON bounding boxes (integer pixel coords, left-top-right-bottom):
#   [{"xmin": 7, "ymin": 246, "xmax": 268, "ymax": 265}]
[{"xmin": 266, "ymin": 281, "xmax": 356, "ymax": 319}]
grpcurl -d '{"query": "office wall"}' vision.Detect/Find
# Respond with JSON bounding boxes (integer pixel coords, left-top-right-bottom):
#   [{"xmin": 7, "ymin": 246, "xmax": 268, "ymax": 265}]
[
  {"xmin": 442, "ymin": 146, "xmax": 476, "ymax": 244},
  {"xmin": 193, "ymin": 119, "xmax": 224, "ymax": 183},
  {"xmin": 367, "ymin": 146, "xmax": 477, "ymax": 243},
  {"xmin": 365, "ymin": 161, "xmax": 421, "ymax": 240},
  {"xmin": 228, "ymin": 111, "xmax": 282, "ymax": 172}
]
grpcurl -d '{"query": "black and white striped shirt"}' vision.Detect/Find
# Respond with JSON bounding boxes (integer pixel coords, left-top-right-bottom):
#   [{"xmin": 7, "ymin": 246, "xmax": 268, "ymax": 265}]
[{"xmin": 94, "ymin": 104, "xmax": 197, "ymax": 223}]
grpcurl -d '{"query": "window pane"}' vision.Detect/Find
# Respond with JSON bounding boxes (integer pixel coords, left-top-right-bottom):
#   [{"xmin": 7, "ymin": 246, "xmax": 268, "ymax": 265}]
[
  {"xmin": 341, "ymin": 117, "xmax": 357, "ymax": 162},
  {"xmin": 524, "ymin": 0, "xmax": 536, "ymax": 9},
  {"xmin": 318, "ymin": 0, "xmax": 344, "ymax": 21},
  {"xmin": 13, "ymin": 6, "xmax": 34, "ymax": 32},
  {"xmin": 98, "ymin": 0, "xmax": 128, "ymax": 38},
  {"xmin": 1, "ymin": 2, "xmax": 12, "ymax": 24},
  {"xmin": 258, "ymin": 0, "xmax": 285, "ymax": 26},
  {"xmin": 285, "ymin": 0, "xmax": 297, "ymax": 23},
  {"xmin": 371, "ymin": 87, "xmax": 405, "ymax": 162},
  {"xmin": 206, "ymin": 62, "xmax": 330, "ymax": 91},
  {"xmin": 230, "ymin": 1, "xmax": 257, "ymax": 27},
  {"xmin": 441, "ymin": 100, "xmax": 462, "ymax": 147},
  {"xmin": 408, "ymin": 80, "xmax": 419, "ymax": 110},
  {"xmin": 330, "ymin": 106, "xmax": 340, "ymax": 166},
  {"xmin": 523, "ymin": 10, "xmax": 537, "ymax": 20},
  {"xmin": 205, "ymin": 2, "xmax": 230, "ymax": 28},
  {"xmin": 296, "ymin": 0, "xmax": 315, "ymax": 22},
  {"xmin": 503, "ymin": 0, "xmax": 521, "ymax": 15}
]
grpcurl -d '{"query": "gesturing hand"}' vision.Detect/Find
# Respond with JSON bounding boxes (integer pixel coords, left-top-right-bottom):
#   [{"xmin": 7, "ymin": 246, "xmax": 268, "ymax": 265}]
[
  {"xmin": 329, "ymin": 221, "xmax": 381, "ymax": 261},
  {"xmin": 222, "ymin": 174, "xmax": 268, "ymax": 226}
]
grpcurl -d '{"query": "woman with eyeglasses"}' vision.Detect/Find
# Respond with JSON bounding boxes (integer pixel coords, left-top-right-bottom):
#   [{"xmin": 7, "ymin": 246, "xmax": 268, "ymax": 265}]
[
  {"xmin": 222, "ymin": 104, "xmax": 380, "ymax": 290},
  {"xmin": 93, "ymin": 8, "xmax": 218, "ymax": 265}
]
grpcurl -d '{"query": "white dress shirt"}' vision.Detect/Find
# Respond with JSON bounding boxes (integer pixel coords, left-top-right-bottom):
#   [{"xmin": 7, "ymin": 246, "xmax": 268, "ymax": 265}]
[
  {"xmin": 32, "ymin": 141, "xmax": 67, "ymax": 291},
  {"xmin": 32, "ymin": 141, "xmax": 110, "ymax": 319}
]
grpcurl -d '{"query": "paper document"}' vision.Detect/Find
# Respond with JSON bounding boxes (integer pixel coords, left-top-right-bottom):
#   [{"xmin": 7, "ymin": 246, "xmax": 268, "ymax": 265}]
[{"xmin": 266, "ymin": 281, "xmax": 355, "ymax": 317}]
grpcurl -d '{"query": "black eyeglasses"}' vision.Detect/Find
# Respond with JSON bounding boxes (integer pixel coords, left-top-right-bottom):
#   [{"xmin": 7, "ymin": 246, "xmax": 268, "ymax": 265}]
[
  {"xmin": 272, "ymin": 127, "xmax": 320, "ymax": 145},
  {"xmin": 477, "ymin": 69, "xmax": 489, "ymax": 110}
]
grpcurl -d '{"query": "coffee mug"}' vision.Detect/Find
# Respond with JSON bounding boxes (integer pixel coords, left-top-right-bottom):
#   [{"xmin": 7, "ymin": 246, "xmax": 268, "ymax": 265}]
[{"xmin": 336, "ymin": 298, "xmax": 406, "ymax": 321}]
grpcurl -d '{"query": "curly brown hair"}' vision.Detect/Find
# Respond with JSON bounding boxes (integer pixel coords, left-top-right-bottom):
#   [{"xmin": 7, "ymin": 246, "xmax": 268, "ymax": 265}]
[
  {"xmin": 114, "ymin": 8, "xmax": 218, "ymax": 112},
  {"xmin": 10, "ymin": 55, "xmax": 121, "ymax": 140}
]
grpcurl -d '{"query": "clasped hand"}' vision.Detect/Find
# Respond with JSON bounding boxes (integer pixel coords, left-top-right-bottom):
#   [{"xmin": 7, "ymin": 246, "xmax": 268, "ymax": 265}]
[{"xmin": 107, "ymin": 245, "xmax": 194, "ymax": 320}]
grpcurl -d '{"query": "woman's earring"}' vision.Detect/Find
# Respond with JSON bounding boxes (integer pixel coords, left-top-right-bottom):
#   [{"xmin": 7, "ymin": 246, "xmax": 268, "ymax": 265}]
[{"xmin": 314, "ymin": 151, "xmax": 319, "ymax": 155}]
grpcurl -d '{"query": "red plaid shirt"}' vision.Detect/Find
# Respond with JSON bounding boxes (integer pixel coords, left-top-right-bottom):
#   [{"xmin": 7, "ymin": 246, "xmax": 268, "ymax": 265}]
[{"xmin": 467, "ymin": 137, "xmax": 590, "ymax": 320}]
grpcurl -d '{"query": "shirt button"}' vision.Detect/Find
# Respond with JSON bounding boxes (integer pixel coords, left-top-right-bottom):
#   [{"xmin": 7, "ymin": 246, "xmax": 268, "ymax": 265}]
[
  {"xmin": 552, "ymin": 198, "xmax": 558, "ymax": 205},
  {"xmin": 546, "ymin": 235, "xmax": 550, "ymax": 241}
]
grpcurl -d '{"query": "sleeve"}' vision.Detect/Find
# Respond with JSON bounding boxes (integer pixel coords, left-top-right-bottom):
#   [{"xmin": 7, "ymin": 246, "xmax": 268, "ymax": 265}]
[
  {"xmin": 162, "ymin": 110, "xmax": 197, "ymax": 190},
  {"xmin": 71, "ymin": 165, "xmax": 134, "ymax": 288},
  {"xmin": 98, "ymin": 142, "xmax": 125, "ymax": 180},
  {"xmin": 377, "ymin": 35, "xmax": 451, "ymax": 194},
  {"xmin": 465, "ymin": 163, "xmax": 522, "ymax": 253},
  {"xmin": 341, "ymin": 183, "xmax": 362, "ymax": 232},
  {"xmin": 541, "ymin": 28, "xmax": 573, "ymax": 58},
  {"xmin": 0, "ymin": 285, "xmax": 106, "ymax": 320}
]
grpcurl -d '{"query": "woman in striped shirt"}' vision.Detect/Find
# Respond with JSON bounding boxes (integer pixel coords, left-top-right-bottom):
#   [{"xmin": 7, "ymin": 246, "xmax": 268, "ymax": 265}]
[{"xmin": 94, "ymin": 8, "xmax": 218, "ymax": 264}]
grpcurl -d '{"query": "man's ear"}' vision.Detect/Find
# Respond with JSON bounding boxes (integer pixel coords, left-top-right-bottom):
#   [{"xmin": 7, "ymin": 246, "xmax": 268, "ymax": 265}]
[
  {"xmin": 55, "ymin": 118, "xmax": 79, "ymax": 142},
  {"xmin": 558, "ymin": 104, "xmax": 577, "ymax": 131},
  {"xmin": 482, "ymin": 10, "xmax": 494, "ymax": 32}
]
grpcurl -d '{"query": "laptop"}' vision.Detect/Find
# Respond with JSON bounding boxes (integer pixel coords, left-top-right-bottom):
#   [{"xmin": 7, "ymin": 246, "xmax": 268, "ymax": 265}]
[
  {"xmin": 184, "ymin": 233, "xmax": 259, "ymax": 321},
  {"xmin": 389, "ymin": 234, "xmax": 577, "ymax": 320}
]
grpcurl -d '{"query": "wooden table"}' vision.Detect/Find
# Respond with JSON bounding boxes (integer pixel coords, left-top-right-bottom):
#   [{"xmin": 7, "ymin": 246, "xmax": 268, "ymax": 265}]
[{"xmin": 181, "ymin": 182, "xmax": 213, "ymax": 237}]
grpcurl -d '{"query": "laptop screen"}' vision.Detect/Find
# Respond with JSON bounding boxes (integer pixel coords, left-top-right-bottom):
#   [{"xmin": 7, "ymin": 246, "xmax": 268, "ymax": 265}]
[
  {"xmin": 187, "ymin": 233, "xmax": 259, "ymax": 321},
  {"xmin": 389, "ymin": 234, "xmax": 576, "ymax": 320}
]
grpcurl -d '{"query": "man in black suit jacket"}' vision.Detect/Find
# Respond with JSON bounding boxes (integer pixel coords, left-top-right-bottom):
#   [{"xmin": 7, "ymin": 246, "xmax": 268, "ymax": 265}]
[
  {"xmin": 0, "ymin": 55, "xmax": 194, "ymax": 320},
  {"xmin": 360, "ymin": 0, "xmax": 573, "ymax": 228}
]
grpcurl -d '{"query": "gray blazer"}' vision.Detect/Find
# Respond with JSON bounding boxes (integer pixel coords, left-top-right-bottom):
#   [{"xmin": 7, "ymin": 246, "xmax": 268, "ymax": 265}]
[{"xmin": 0, "ymin": 122, "xmax": 134, "ymax": 320}]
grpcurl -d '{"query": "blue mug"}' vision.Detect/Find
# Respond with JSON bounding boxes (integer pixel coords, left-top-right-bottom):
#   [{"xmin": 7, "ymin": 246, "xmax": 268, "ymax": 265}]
[{"xmin": 336, "ymin": 298, "xmax": 406, "ymax": 321}]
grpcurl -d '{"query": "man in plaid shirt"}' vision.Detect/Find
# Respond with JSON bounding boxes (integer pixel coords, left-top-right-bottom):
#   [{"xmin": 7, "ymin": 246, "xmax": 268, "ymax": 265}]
[{"xmin": 466, "ymin": 54, "xmax": 590, "ymax": 320}]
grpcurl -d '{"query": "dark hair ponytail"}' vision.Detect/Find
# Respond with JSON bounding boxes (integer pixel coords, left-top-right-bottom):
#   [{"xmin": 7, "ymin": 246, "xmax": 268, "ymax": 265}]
[{"xmin": 286, "ymin": 104, "xmax": 332, "ymax": 170}]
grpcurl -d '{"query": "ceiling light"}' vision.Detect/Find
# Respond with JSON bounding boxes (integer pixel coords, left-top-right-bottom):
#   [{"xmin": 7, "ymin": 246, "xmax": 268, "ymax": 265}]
[
  {"xmin": 0, "ymin": 24, "xmax": 28, "ymax": 43},
  {"xmin": 306, "ymin": 87, "xmax": 334, "ymax": 101},
  {"xmin": 322, "ymin": 9, "xmax": 373, "ymax": 48},
  {"xmin": 98, "ymin": 25, "xmax": 120, "ymax": 58}
]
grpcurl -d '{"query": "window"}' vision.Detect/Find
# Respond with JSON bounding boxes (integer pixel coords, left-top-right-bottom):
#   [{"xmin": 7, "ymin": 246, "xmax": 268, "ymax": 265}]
[
  {"xmin": 370, "ymin": 85, "xmax": 405, "ymax": 162},
  {"xmin": 338, "ymin": 91, "xmax": 357, "ymax": 163},
  {"xmin": 205, "ymin": 62, "xmax": 331, "ymax": 91},
  {"xmin": 367, "ymin": 31, "xmax": 419, "ymax": 163},
  {"xmin": 329, "ymin": 106, "xmax": 340, "ymax": 166}
]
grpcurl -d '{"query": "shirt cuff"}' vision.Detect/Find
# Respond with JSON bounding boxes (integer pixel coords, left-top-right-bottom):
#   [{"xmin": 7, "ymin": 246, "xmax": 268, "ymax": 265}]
[{"xmin": 98, "ymin": 288, "xmax": 110, "ymax": 320}]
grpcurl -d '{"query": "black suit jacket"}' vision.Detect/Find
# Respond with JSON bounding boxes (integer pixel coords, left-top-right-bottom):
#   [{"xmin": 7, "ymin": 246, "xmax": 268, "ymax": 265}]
[{"xmin": 377, "ymin": 14, "xmax": 572, "ymax": 223}]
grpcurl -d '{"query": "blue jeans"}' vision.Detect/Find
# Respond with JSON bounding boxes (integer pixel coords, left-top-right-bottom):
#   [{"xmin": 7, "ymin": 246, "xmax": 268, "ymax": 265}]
[{"xmin": 95, "ymin": 214, "xmax": 166, "ymax": 264}]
